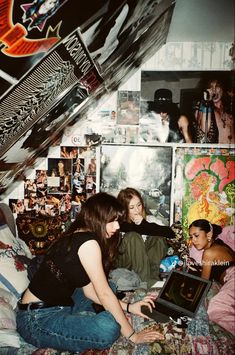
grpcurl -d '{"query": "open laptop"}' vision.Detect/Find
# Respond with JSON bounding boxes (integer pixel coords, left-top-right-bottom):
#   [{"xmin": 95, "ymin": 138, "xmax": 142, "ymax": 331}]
[{"xmin": 141, "ymin": 269, "xmax": 211, "ymax": 323}]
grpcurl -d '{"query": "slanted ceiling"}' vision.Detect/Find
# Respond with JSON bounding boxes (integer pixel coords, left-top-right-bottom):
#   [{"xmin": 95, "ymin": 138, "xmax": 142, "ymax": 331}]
[{"xmin": 0, "ymin": 0, "xmax": 175, "ymax": 195}]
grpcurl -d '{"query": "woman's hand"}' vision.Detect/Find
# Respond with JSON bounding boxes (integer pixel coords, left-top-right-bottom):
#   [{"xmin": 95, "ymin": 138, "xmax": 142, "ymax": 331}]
[
  {"xmin": 131, "ymin": 215, "xmax": 143, "ymax": 225},
  {"xmin": 128, "ymin": 295, "xmax": 156, "ymax": 319},
  {"xmin": 130, "ymin": 327, "xmax": 164, "ymax": 344}
]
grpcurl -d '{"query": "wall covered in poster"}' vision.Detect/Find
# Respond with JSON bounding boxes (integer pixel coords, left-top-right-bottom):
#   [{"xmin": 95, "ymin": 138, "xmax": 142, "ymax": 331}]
[
  {"xmin": 174, "ymin": 146, "xmax": 235, "ymax": 238},
  {"xmin": 1, "ymin": 14, "xmax": 233, "ymax": 245}
]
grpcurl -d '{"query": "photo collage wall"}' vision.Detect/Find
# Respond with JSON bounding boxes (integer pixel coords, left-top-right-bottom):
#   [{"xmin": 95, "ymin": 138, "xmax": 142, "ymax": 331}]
[{"xmin": 9, "ymin": 146, "xmax": 97, "ymax": 222}]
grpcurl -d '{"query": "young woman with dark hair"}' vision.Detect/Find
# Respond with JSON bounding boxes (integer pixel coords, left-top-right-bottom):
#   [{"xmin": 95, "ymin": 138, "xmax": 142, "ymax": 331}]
[
  {"xmin": 16, "ymin": 192, "xmax": 164, "ymax": 352},
  {"xmin": 189, "ymin": 219, "xmax": 235, "ymax": 335}
]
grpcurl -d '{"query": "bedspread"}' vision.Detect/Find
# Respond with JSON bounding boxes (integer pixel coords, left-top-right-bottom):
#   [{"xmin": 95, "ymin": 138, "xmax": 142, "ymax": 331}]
[{"xmin": 1, "ymin": 283, "xmax": 234, "ymax": 355}]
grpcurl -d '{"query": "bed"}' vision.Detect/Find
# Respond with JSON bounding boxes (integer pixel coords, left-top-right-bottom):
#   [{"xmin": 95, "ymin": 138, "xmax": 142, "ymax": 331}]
[
  {"xmin": 1, "ymin": 281, "xmax": 234, "ymax": 355},
  {"xmin": 0, "ymin": 204, "xmax": 234, "ymax": 354}
]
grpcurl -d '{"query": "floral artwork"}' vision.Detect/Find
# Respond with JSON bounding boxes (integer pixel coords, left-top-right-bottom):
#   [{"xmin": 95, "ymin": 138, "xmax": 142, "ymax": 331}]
[{"xmin": 174, "ymin": 147, "xmax": 235, "ymax": 238}]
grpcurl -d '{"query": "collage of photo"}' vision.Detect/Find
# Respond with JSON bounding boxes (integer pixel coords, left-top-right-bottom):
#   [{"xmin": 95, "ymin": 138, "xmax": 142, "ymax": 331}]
[{"xmin": 9, "ymin": 146, "xmax": 97, "ymax": 222}]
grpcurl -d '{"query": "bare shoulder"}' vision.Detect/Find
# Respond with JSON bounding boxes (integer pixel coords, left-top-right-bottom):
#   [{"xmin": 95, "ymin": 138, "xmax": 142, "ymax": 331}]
[
  {"xmin": 204, "ymin": 243, "xmax": 234, "ymax": 261},
  {"xmin": 203, "ymin": 246, "xmax": 217, "ymax": 259}
]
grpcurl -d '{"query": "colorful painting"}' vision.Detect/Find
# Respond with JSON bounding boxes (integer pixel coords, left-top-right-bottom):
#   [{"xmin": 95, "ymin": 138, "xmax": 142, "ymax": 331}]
[{"xmin": 174, "ymin": 147, "xmax": 235, "ymax": 238}]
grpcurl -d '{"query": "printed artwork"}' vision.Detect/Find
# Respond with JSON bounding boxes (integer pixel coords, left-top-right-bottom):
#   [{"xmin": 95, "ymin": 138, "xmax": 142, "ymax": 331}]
[
  {"xmin": 0, "ymin": 27, "xmax": 102, "ymax": 193},
  {"xmin": 100, "ymin": 144, "xmax": 173, "ymax": 226},
  {"xmin": 117, "ymin": 91, "xmax": 140, "ymax": 125},
  {"xmin": 140, "ymin": 70, "xmax": 234, "ymax": 145},
  {"xmin": 174, "ymin": 147, "xmax": 235, "ymax": 238},
  {"xmin": 21, "ymin": 0, "xmax": 69, "ymax": 32},
  {"xmin": 7, "ymin": 145, "xmax": 98, "ymax": 253},
  {"xmin": 16, "ymin": 213, "xmax": 71, "ymax": 254}
]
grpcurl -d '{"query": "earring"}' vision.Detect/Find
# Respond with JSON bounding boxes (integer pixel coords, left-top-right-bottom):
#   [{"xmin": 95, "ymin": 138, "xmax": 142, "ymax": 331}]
[{"xmin": 208, "ymin": 238, "xmax": 211, "ymax": 242}]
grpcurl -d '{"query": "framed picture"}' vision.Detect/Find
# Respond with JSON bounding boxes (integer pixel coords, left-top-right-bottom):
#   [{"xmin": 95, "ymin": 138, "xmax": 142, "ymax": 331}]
[{"xmin": 100, "ymin": 144, "xmax": 173, "ymax": 226}]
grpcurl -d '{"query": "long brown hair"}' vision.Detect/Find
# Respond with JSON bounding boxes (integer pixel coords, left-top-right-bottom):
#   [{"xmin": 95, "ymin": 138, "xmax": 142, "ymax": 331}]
[
  {"xmin": 117, "ymin": 187, "xmax": 146, "ymax": 222},
  {"xmin": 60, "ymin": 192, "xmax": 124, "ymax": 274}
]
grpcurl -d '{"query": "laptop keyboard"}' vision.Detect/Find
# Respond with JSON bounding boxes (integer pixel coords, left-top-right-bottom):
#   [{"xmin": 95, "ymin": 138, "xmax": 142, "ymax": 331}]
[{"xmin": 156, "ymin": 302, "xmax": 181, "ymax": 319}]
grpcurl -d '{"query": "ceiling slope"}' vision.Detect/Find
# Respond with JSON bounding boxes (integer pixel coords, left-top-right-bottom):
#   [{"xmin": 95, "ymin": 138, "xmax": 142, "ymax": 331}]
[{"xmin": 0, "ymin": 0, "xmax": 175, "ymax": 195}]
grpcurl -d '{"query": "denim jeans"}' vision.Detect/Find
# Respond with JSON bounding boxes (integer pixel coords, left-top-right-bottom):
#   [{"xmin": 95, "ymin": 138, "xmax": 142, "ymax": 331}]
[{"xmin": 16, "ymin": 286, "xmax": 120, "ymax": 352}]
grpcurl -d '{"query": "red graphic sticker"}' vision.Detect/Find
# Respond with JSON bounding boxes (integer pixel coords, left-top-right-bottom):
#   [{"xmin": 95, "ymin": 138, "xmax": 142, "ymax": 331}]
[{"xmin": 0, "ymin": 0, "xmax": 67, "ymax": 57}]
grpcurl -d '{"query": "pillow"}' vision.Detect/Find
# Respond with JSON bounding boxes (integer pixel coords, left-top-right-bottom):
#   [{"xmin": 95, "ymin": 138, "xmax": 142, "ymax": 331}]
[
  {"xmin": 0, "ymin": 296, "xmax": 16, "ymax": 329},
  {"xmin": 0, "ymin": 288, "xmax": 17, "ymax": 310},
  {"xmin": 0, "ymin": 224, "xmax": 33, "ymax": 298},
  {"xmin": 0, "ymin": 329, "xmax": 20, "ymax": 348},
  {"xmin": 0, "ymin": 294, "xmax": 20, "ymax": 348},
  {"xmin": 218, "ymin": 225, "xmax": 235, "ymax": 251}
]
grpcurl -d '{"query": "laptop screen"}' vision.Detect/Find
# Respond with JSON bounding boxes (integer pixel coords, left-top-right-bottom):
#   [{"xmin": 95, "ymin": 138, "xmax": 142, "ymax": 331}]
[{"xmin": 157, "ymin": 270, "xmax": 211, "ymax": 317}]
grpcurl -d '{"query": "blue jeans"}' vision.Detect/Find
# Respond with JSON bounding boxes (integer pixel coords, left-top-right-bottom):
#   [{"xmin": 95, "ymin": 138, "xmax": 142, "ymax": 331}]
[{"xmin": 16, "ymin": 286, "xmax": 120, "ymax": 352}]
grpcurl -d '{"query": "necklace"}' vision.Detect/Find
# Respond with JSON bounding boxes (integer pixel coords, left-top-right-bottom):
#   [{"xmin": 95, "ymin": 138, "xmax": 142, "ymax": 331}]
[{"xmin": 221, "ymin": 113, "xmax": 227, "ymax": 128}]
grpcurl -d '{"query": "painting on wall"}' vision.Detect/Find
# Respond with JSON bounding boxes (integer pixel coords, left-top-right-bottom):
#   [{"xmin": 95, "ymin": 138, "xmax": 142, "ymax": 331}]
[
  {"xmin": 174, "ymin": 146, "xmax": 235, "ymax": 238},
  {"xmin": 100, "ymin": 144, "xmax": 173, "ymax": 226},
  {"xmin": 140, "ymin": 70, "xmax": 234, "ymax": 145}
]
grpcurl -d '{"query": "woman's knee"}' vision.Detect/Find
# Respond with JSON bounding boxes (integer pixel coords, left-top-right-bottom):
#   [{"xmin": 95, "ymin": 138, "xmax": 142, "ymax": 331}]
[{"xmin": 96, "ymin": 312, "xmax": 120, "ymax": 343}]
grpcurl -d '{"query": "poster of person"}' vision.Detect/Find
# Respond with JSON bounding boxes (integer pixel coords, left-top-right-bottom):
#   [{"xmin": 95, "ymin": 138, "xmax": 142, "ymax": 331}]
[
  {"xmin": 100, "ymin": 144, "xmax": 172, "ymax": 225},
  {"xmin": 24, "ymin": 179, "xmax": 37, "ymax": 198},
  {"xmin": 60, "ymin": 146, "xmax": 78, "ymax": 159},
  {"xmin": 47, "ymin": 158, "xmax": 72, "ymax": 194},
  {"xmin": 117, "ymin": 91, "xmax": 140, "ymax": 125},
  {"xmin": 140, "ymin": 70, "xmax": 234, "ymax": 144},
  {"xmin": 174, "ymin": 146, "xmax": 235, "ymax": 238},
  {"xmin": 9, "ymin": 199, "xmax": 25, "ymax": 214},
  {"xmin": 36, "ymin": 170, "xmax": 48, "ymax": 197}
]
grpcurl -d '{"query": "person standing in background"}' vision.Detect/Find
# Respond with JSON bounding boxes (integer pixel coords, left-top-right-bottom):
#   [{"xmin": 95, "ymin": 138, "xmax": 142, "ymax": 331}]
[
  {"xmin": 207, "ymin": 78, "xmax": 234, "ymax": 144},
  {"xmin": 193, "ymin": 75, "xmax": 234, "ymax": 144},
  {"xmin": 148, "ymin": 89, "xmax": 193, "ymax": 143}
]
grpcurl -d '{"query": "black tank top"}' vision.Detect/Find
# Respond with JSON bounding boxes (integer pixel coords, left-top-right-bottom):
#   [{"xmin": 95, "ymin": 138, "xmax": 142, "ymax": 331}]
[
  {"xmin": 210, "ymin": 261, "xmax": 235, "ymax": 282},
  {"xmin": 29, "ymin": 231, "xmax": 97, "ymax": 305}
]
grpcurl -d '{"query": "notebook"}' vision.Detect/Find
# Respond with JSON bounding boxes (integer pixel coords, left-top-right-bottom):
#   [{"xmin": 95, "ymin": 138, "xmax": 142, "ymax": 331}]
[{"xmin": 141, "ymin": 269, "xmax": 211, "ymax": 323}]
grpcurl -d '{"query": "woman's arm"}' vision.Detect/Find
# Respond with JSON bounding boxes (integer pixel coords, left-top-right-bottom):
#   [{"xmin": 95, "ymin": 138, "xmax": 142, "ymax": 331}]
[
  {"xmin": 178, "ymin": 115, "xmax": 192, "ymax": 143},
  {"xmin": 83, "ymin": 282, "xmax": 156, "ymax": 319},
  {"xmin": 82, "ymin": 282, "xmax": 101, "ymax": 304},
  {"xmin": 79, "ymin": 240, "xmax": 164, "ymax": 343},
  {"xmin": 120, "ymin": 219, "xmax": 175, "ymax": 238},
  {"xmin": 79, "ymin": 240, "xmax": 134, "ymax": 337}
]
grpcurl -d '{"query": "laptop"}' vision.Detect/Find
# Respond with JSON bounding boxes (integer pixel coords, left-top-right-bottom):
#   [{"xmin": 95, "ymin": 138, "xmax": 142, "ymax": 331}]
[{"xmin": 141, "ymin": 269, "xmax": 211, "ymax": 323}]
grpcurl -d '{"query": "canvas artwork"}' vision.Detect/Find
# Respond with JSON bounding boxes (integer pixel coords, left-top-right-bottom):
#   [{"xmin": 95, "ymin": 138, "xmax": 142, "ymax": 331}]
[
  {"xmin": 100, "ymin": 144, "xmax": 173, "ymax": 225},
  {"xmin": 174, "ymin": 146, "xmax": 235, "ymax": 238}
]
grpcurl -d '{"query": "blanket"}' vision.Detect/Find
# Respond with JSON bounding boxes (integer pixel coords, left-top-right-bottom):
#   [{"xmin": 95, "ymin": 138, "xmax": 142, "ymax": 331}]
[{"xmin": 1, "ymin": 283, "xmax": 234, "ymax": 355}]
